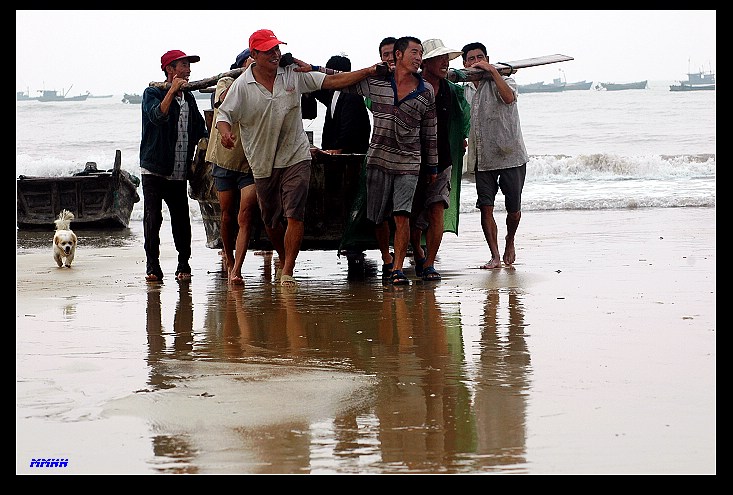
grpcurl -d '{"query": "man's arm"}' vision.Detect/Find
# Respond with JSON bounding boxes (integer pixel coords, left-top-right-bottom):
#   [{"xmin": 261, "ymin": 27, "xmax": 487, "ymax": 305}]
[{"xmin": 321, "ymin": 65, "xmax": 379, "ymax": 90}]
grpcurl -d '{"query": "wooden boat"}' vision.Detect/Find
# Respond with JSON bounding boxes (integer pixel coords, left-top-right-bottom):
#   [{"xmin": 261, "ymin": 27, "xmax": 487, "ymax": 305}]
[
  {"xmin": 189, "ymin": 134, "xmax": 375, "ymax": 256},
  {"xmin": 121, "ymin": 93, "xmax": 142, "ymax": 104},
  {"xmin": 37, "ymin": 88, "xmax": 90, "ymax": 102},
  {"xmin": 670, "ymin": 68, "xmax": 715, "ymax": 91},
  {"xmin": 17, "ymin": 150, "xmax": 141, "ymax": 230},
  {"xmin": 598, "ymin": 81, "xmax": 648, "ymax": 91}
]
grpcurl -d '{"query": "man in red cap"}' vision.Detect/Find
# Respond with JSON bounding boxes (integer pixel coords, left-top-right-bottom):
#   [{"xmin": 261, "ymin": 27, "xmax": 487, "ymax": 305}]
[
  {"xmin": 216, "ymin": 29, "xmax": 384, "ymax": 287},
  {"xmin": 140, "ymin": 49, "xmax": 208, "ymax": 282}
]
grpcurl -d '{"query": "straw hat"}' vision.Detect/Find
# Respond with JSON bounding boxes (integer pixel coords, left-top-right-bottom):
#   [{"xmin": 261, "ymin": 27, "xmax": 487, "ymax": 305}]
[{"xmin": 422, "ymin": 39, "xmax": 462, "ymax": 61}]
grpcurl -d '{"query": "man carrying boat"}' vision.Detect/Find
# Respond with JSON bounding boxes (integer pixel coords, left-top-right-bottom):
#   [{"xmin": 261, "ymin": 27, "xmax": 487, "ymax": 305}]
[{"xmin": 216, "ymin": 29, "xmax": 383, "ymax": 287}]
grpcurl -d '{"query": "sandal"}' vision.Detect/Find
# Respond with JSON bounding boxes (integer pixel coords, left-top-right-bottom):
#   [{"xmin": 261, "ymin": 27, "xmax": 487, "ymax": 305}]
[
  {"xmin": 414, "ymin": 257, "xmax": 426, "ymax": 277},
  {"xmin": 421, "ymin": 266, "xmax": 441, "ymax": 281},
  {"xmin": 390, "ymin": 269, "xmax": 409, "ymax": 285}
]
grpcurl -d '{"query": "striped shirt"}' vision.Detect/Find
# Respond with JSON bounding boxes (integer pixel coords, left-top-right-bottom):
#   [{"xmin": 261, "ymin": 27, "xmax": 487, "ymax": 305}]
[{"xmin": 343, "ymin": 73, "xmax": 438, "ymax": 175}]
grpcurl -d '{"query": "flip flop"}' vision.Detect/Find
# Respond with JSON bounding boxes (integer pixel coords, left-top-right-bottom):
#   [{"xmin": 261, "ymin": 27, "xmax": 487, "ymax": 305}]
[
  {"xmin": 421, "ymin": 266, "xmax": 441, "ymax": 281},
  {"xmin": 390, "ymin": 270, "xmax": 409, "ymax": 285}
]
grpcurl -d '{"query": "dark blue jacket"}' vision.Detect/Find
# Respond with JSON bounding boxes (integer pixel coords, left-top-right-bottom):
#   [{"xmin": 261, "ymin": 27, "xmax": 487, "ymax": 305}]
[{"xmin": 139, "ymin": 86, "xmax": 208, "ymax": 176}]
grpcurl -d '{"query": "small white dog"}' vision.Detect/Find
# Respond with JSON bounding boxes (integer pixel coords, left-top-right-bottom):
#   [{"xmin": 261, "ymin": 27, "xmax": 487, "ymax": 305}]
[{"xmin": 53, "ymin": 209, "xmax": 77, "ymax": 268}]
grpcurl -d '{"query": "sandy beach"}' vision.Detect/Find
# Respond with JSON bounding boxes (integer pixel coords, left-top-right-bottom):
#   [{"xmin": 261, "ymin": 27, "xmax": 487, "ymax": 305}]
[{"xmin": 16, "ymin": 207, "xmax": 716, "ymax": 474}]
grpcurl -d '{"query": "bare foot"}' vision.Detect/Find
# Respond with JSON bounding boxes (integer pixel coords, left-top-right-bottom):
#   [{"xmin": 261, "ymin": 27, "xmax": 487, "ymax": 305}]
[
  {"xmin": 229, "ymin": 273, "xmax": 244, "ymax": 285},
  {"xmin": 503, "ymin": 239, "xmax": 516, "ymax": 266},
  {"xmin": 479, "ymin": 257, "xmax": 501, "ymax": 269}
]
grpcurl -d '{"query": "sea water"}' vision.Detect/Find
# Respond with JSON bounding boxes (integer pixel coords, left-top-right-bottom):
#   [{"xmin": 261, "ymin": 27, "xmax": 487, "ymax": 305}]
[{"xmin": 15, "ymin": 80, "xmax": 715, "ymax": 223}]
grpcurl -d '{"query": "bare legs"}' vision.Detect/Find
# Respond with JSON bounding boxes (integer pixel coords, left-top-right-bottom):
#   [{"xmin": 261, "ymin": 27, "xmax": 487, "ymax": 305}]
[
  {"xmin": 479, "ymin": 205, "xmax": 521, "ymax": 269},
  {"xmin": 219, "ymin": 185, "xmax": 258, "ymax": 285},
  {"xmin": 410, "ymin": 202, "xmax": 444, "ymax": 269},
  {"xmin": 264, "ymin": 218, "xmax": 303, "ymax": 279}
]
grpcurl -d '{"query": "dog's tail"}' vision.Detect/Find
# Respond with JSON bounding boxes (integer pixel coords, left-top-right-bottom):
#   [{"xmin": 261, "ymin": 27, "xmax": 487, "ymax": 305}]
[{"xmin": 54, "ymin": 209, "xmax": 75, "ymax": 231}]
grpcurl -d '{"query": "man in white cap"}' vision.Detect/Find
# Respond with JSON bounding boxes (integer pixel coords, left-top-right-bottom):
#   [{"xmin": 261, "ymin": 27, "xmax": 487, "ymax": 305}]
[
  {"xmin": 409, "ymin": 39, "xmax": 471, "ymax": 281},
  {"xmin": 216, "ymin": 29, "xmax": 383, "ymax": 287},
  {"xmin": 140, "ymin": 49, "xmax": 208, "ymax": 282}
]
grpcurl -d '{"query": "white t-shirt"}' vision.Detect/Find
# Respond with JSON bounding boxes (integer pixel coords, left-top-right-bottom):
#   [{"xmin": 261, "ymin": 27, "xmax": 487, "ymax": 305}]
[{"xmin": 216, "ymin": 64, "xmax": 326, "ymax": 179}]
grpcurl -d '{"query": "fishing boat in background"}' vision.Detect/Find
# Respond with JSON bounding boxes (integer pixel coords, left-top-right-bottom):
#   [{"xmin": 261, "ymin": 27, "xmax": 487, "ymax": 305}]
[
  {"xmin": 17, "ymin": 150, "xmax": 141, "ymax": 230},
  {"xmin": 517, "ymin": 79, "xmax": 565, "ymax": 93},
  {"xmin": 37, "ymin": 86, "xmax": 90, "ymax": 102},
  {"xmin": 564, "ymin": 80, "xmax": 593, "ymax": 91},
  {"xmin": 597, "ymin": 80, "xmax": 648, "ymax": 91},
  {"xmin": 670, "ymin": 66, "xmax": 715, "ymax": 91},
  {"xmin": 17, "ymin": 90, "xmax": 39, "ymax": 101},
  {"xmin": 121, "ymin": 93, "xmax": 142, "ymax": 104}
]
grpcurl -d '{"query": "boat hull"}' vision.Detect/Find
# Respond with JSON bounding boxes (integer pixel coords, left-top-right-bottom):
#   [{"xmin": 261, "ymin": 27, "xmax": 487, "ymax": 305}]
[
  {"xmin": 599, "ymin": 81, "xmax": 648, "ymax": 91},
  {"xmin": 188, "ymin": 138, "xmax": 376, "ymax": 252},
  {"xmin": 17, "ymin": 150, "xmax": 140, "ymax": 230},
  {"xmin": 669, "ymin": 83, "xmax": 715, "ymax": 91}
]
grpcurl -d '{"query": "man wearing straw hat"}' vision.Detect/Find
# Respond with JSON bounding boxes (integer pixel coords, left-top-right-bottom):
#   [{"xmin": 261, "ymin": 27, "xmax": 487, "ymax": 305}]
[{"xmin": 409, "ymin": 38, "xmax": 470, "ymax": 282}]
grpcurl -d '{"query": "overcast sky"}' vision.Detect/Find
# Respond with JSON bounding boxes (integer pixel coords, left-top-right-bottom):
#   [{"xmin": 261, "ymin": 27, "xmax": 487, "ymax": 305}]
[{"xmin": 16, "ymin": 10, "xmax": 716, "ymax": 95}]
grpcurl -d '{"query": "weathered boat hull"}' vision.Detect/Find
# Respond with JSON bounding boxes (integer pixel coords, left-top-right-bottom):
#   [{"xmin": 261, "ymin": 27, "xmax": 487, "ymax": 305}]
[
  {"xmin": 17, "ymin": 150, "xmax": 140, "ymax": 230},
  {"xmin": 188, "ymin": 137, "xmax": 375, "ymax": 252}
]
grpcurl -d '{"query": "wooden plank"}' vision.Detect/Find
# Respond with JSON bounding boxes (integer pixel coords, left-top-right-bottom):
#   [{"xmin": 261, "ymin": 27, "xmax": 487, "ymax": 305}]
[{"xmin": 447, "ymin": 53, "xmax": 574, "ymax": 83}]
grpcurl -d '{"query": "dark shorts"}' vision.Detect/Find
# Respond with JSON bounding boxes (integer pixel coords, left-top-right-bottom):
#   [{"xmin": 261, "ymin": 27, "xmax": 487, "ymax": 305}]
[
  {"xmin": 475, "ymin": 164, "xmax": 527, "ymax": 213},
  {"xmin": 255, "ymin": 160, "xmax": 311, "ymax": 228},
  {"xmin": 411, "ymin": 166, "xmax": 451, "ymax": 230},
  {"xmin": 366, "ymin": 167, "xmax": 419, "ymax": 224},
  {"xmin": 212, "ymin": 164, "xmax": 255, "ymax": 192}
]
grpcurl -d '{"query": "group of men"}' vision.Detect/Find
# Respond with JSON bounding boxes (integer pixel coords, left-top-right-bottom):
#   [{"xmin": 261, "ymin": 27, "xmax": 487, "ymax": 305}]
[{"xmin": 139, "ymin": 29, "xmax": 528, "ymax": 287}]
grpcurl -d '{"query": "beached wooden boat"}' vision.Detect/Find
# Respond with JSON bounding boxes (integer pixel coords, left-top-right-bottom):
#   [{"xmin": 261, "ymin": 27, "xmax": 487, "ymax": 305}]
[
  {"xmin": 17, "ymin": 150, "xmax": 141, "ymax": 230},
  {"xmin": 598, "ymin": 81, "xmax": 648, "ymax": 91}
]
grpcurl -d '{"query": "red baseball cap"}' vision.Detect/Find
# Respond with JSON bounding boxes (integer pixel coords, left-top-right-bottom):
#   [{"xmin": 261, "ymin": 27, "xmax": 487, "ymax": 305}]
[
  {"xmin": 249, "ymin": 29, "xmax": 287, "ymax": 52},
  {"xmin": 160, "ymin": 50, "xmax": 200, "ymax": 71}
]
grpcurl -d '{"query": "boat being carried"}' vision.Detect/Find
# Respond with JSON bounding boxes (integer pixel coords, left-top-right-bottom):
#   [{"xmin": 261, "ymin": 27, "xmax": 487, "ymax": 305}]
[
  {"xmin": 37, "ymin": 87, "xmax": 90, "ymax": 102},
  {"xmin": 17, "ymin": 150, "xmax": 141, "ymax": 230},
  {"xmin": 598, "ymin": 80, "xmax": 648, "ymax": 91},
  {"xmin": 670, "ymin": 67, "xmax": 715, "ymax": 91}
]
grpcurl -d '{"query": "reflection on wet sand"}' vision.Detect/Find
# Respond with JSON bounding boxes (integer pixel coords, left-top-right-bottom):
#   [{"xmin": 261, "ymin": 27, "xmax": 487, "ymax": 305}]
[{"xmin": 134, "ymin": 275, "xmax": 533, "ymax": 473}]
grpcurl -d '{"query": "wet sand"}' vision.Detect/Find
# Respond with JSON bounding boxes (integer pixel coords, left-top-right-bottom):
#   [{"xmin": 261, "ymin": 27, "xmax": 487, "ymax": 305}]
[{"xmin": 16, "ymin": 207, "xmax": 716, "ymax": 474}]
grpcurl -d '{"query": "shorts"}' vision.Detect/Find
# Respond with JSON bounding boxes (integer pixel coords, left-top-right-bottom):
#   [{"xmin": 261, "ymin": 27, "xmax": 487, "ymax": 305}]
[
  {"xmin": 255, "ymin": 160, "xmax": 311, "ymax": 228},
  {"xmin": 411, "ymin": 166, "xmax": 451, "ymax": 230},
  {"xmin": 366, "ymin": 166, "xmax": 419, "ymax": 224},
  {"xmin": 475, "ymin": 164, "xmax": 527, "ymax": 213},
  {"xmin": 212, "ymin": 164, "xmax": 255, "ymax": 192}
]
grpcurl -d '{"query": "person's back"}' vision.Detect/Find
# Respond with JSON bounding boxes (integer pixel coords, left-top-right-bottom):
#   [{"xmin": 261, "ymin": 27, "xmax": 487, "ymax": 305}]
[{"xmin": 317, "ymin": 55, "xmax": 370, "ymax": 154}]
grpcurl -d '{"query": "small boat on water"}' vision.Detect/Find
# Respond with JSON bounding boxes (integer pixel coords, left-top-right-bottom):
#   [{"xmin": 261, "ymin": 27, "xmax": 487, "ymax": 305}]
[
  {"xmin": 17, "ymin": 89, "xmax": 39, "ymax": 101},
  {"xmin": 518, "ymin": 78, "xmax": 565, "ymax": 93},
  {"xmin": 37, "ymin": 88, "xmax": 90, "ymax": 102},
  {"xmin": 121, "ymin": 93, "xmax": 142, "ymax": 104},
  {"xmin": 564, "ymin": 80, "xmax": 593, "ymax": 91},
  {"xmin": 598, "ymin": 80, "xmax": 648, "ymax": 91},
  {"xmin": 17, "ymin": 150, "xmax": 141, "ymax": 230},
  {"xmin": 670, "ymin": 68, "xmax": 715, "ymax": 92}
]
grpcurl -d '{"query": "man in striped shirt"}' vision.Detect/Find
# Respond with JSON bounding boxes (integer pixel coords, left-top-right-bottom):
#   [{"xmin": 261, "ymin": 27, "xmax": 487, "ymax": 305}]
[{"xmin": 342, "ymin": 36, "xmax": 438, "ymax": 285}]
